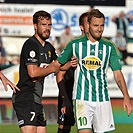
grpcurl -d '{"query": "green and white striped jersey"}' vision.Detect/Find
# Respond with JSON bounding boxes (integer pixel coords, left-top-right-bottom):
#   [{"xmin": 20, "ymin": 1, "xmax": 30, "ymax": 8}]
[{"xmin": 57, "ymin": 34, "xmax": 122, "ymax": 102}]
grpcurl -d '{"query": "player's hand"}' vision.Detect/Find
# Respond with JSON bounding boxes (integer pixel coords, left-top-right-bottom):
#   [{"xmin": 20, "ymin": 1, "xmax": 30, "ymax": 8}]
[
  {"xmin": 1, "ymin": 77, "xmax": 20, "ymax": 93},
  {"xmin": 57, "ymin": 80, "xmax": 72, "ymax": 115},
  {"xmin": 62, "ymin": 96, "xmax": 72, "ymax": 115},
  {"xmin": 123, "ymin": 97, "xmax": 133, "ymax": 116},
  {"xmin": 49, "ymin": 60, "xmax": 60, "ymax": 75},
  {"xmin": 61, "ymin": 107, "xmax": 66, "ymax": 114},
  {"xmin": 71, "ymin": 56, "xmax": 78, "ymax": 68}
]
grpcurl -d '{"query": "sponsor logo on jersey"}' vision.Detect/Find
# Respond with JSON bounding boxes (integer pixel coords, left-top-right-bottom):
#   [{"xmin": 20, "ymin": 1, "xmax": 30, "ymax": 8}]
[
  {"xmin": 90, "ymin": 49, "xmax": 95, "ymax": 54},
  {"xmin": 82, "ymin": 56, "xmax": 101, "ymax": 70},
  {"xmin": 40, "ymin": 53, "xmax": 45, "ymax": 55},
  {"xmin": 30, "ymin": 50, "xmax": 36, "ymax": 58},
  {"xmin": 27, "ymin": 50, "xmax": 38, "ymax": 63},
  {"xmin": 48, "ymin": 51, "xmax": 51, "ymax": 57},
  {"xmin": 98, "ymin": 49, "xmax": 103, "ymax": 54},
  {"xmin": 40, "ymin": 63, "xmax": 49, "ymax": 68},
  {"xmin": 27, "ymin": 58, "xmax": 38, "ymax": 62}
]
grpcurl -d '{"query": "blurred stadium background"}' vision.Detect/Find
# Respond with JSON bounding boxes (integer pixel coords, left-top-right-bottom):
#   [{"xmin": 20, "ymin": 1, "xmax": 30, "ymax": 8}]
[{"xmin": 0, "ymin": 0, "xmax": 133, "ymax": 132}]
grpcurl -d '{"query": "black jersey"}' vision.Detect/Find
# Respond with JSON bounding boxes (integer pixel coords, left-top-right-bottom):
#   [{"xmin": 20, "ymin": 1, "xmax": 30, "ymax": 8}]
[
  {"xmin": 12, "ymin": 36, "xmax": 57, "ymax": 104},
  {"xmin": 64, "ymin": 67, "xmax": 74, "ymax": 99}
]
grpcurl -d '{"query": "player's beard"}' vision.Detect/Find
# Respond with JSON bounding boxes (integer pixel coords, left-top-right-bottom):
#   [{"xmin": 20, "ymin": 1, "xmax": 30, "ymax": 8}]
[
  {"xmin": 38, "ymin": 30, "xmax": 50, "ymax": 41},
  {"xmin": 93, "ymin": 34, "xmax": 101, "ymax": 40},
  {"xmin": 89, "ymin": 29, "xmax": 102, "ymax": 41}
]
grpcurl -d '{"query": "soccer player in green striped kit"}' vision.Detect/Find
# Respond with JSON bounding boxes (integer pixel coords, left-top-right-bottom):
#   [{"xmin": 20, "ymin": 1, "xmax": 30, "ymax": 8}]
[
  {"xmin": 53, "ymin": 9, "xmax": 133, "ymax": 133},
  {"xmin": 56, "ymin": 12, "xmax": 89, "ymax": 133}
]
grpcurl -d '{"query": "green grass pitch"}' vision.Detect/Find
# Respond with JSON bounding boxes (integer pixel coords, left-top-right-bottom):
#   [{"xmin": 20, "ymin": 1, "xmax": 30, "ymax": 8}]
[{"xmin": 0, "ymin": 124, "xmax": 133, "ymax": 133}]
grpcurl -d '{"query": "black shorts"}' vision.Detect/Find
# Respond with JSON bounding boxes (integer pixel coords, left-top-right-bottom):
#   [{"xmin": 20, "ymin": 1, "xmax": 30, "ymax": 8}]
[
  {"xmin": 57, "ymin": 95, "xmax": 75, "ymax": 126},
  {"xmin": 13, "ymin": 101, "xmax": 46, "ymax": 128}
]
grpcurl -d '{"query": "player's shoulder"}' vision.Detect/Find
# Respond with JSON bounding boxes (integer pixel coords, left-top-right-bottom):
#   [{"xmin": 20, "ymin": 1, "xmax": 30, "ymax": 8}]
[
  {"xmin": 100, "ymin": 37, "xmax": 116, "ymax": 47},
  {"xmin": 45, "ymin": 40, "xmax": 54, "ymax": 48},
  {"xmin": 71, "ymin": 34, "xmax": 87, "ymax": 43},
  {"xmin": 23, "ymin": 36, "xmax": 36, "ymax": 45},
  {"xmin": 22, "ymin": 36, "xmax": 39, "ymax": 51}
]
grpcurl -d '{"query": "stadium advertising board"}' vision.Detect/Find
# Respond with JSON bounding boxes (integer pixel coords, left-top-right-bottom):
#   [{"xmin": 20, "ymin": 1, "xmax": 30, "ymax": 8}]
[
  {"xmin": 0, "ymin": 65, "xmax": 133, "ymax": 98},
  {"xmin": 0, "ymin": 1, "xmax": 132, "ymax": 37},
  {"xmin": 1, "ymin": 0, "xmax": 125, "ymax": 6}
]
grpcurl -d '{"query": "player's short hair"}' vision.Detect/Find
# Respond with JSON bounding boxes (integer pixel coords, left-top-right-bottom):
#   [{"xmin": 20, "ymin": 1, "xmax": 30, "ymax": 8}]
[
  {"xmin": 88, "ymin": 9, "xmax": 105, "ymax": 23},
  {"xmin": 65, "ymin": 25, "xmax": 70, "ymax": 29},
  {"xmin": 33, "ymin": 10, "xmax": 51, "ymax": 24},
  {"xmin": 79, "ymin": 12, "xmax": 89, "ymax": 26}
]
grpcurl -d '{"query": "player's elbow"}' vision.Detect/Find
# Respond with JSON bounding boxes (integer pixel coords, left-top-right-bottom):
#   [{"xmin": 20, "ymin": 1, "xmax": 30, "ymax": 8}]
[
  {"xmin": 27, "ymin": 65, "xmax": 39, "ymax": 78},
  {"xmin": 28, "ymin": 71, "xmax": 37, "ymax": 78}
]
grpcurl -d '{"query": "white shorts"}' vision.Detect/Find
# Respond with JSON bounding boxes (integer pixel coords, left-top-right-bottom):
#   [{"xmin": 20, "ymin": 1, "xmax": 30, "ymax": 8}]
[{"xmin": 73, "ymin": 100, "xmax": 115, "ymax": 133}]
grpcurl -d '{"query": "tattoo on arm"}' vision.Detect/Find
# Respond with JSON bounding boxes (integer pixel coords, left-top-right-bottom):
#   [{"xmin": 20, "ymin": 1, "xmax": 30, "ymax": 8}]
[{"xmin": 117, "ymin": 80, "xmax": 123, "ymax": 90}]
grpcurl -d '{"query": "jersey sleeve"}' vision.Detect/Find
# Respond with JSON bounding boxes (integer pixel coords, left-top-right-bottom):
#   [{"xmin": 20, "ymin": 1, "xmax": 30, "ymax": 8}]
[
  {"xmin": 109, "ymin": 43, "xmax": 122, "ymax": 71},
  {"xmin": 57, "ymin": 42, "xmax": 73, "ymax": 64},
  {"xmin": 51, "ymin": 46, "xmax": 58, "ymax": 61},
  {"xmin": 22, "ymin": 40, "xmax": 39, "ymax": 66}
]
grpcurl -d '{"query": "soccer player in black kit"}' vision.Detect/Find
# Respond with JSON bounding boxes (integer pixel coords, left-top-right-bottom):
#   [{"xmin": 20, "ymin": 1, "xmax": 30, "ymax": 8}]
[
  {"xmin": 12, "ymin": 10, "xmax": 77, "ymax": 133},
  {"xmin": 12, "ymin": 10, "xmax": 59, "ymax": 133}
]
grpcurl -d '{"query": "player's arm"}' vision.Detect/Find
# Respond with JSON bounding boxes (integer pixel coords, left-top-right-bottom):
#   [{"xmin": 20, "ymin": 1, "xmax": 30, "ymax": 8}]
[
  {"xmin": 0, "ymin": 71, "xmax": 20, "ymax": 93},
  {"xmin": 27, "ymin": 44, "xmax": 77, "ymax": 79},
  {"xmin": 113, "ymin": 70, "xmax": 133, "ymax": 116},
  {"xmin": 60, "ymin": 56, "xmax": 77, "ymax": 71},
  {"xmin": 56, "ymin": 56, "xmax": 77, "ymax": 114},
  {"xmin": 56, "ymin": 70, "xmax": 72, "ymax": 115},
  {"xmin": 27, "ymin": 60, "xmax": 59, "ymax": 78}
]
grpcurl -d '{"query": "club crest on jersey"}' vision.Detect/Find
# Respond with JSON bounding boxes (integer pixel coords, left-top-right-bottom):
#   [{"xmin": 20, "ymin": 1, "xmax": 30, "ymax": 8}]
[
  {"xmin": 30, "ymin": 50, "xmax": 36, "ymax": 58},
  {"xmin": 48, "ymin": 51, "xmax": 51, "ymax": 57},
  {"xmin": 82, "ymin": 56, "xmax": 101, "ymax": 70}
]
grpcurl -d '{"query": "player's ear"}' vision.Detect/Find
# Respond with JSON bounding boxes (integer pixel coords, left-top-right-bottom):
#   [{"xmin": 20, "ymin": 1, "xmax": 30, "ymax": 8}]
[
  {"xmin": 34, "ymin": 24, "xmax": 37, "ymax": 30},
  {"xmin": 87, "ymin": 22, "xmax": 89, "ymax": 29},
  {"xmin": 80, "ymin": 25, "xmax": 84, "ymax": 31}
]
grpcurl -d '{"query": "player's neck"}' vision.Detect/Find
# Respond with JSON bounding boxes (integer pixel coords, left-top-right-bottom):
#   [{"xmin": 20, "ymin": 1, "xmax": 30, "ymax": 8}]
[
  {"xmin": 34, "ymin": 34, "xmax": 45, "ymax": 46},
  {"xmin": 87, "ymin": 34, "xmax": 98, "ymax": 43}
]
